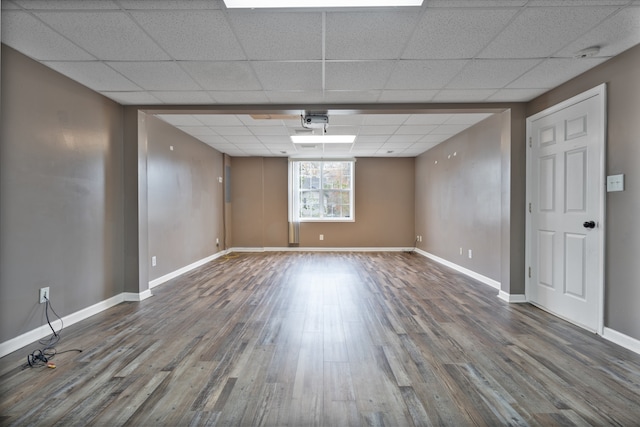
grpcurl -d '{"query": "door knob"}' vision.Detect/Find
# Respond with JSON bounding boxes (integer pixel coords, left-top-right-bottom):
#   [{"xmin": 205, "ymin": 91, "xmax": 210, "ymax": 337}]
[{"xmin": 583, "ymin": 221, "xmax": 596, "ymax": 229}]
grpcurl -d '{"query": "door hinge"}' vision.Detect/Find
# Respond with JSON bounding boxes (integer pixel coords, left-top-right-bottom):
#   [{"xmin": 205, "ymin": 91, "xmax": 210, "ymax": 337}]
[
  {"xmin": 528, "ymin": 267, "xmax": 531, "ymax": 278},
  {"xmin": 529, "ymin": 137, "xmax": 532, "ymax": 148},
  {"xmin": 529, "ymin": 202, "xmax": 532, "ymax": 213}
]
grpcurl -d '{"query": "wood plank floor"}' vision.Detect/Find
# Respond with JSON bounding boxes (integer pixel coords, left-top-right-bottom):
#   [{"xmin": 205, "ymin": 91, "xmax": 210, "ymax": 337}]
[{"xmin": 1, "ymin": 251, "xmax": 639, "ymax": 426}]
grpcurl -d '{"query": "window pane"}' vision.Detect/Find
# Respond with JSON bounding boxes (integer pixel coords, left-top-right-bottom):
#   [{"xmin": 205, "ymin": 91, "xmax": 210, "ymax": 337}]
[
  {"xmin": 292, "ymin": 160, "xmax": 353, "ymax": 221},
  {"xmin": 300, "ymin": 190, "xmax": 320, "ymax": 218}
]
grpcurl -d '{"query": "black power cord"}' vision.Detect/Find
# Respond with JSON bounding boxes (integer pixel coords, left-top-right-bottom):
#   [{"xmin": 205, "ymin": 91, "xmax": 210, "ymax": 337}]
[{"xmin": 24, "ymin": 296, "xmax": 82, "ymax": 369}]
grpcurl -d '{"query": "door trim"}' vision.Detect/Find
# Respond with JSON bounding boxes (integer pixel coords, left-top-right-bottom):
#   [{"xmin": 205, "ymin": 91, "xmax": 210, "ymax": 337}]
[{"xmin": 525, "ymin": 83, "xmax": 607, "ymax": 335}]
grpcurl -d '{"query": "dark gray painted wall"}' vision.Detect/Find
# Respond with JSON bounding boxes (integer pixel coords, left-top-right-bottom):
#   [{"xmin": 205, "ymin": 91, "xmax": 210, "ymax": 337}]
[
  {"xmin": 0, "ymin": 46, "xmax": 125, "ymax": 342},
  {"xmin": 146, "ymin": 115, "xmax": 224, "ymax": 281},
  {"xmin": 415, "ymin": 112, "xmax": 506, "ymax": 282},
  {"xmin": 527, "ymin": 44, "xmax": 640, "ymax": 340}
]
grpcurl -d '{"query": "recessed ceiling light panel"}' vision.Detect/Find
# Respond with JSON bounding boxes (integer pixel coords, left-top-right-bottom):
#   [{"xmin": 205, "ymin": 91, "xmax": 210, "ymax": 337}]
[
  {"xmin": 291, "ymin": 135, "xmax": 356, "ymax": 144},
  {"xmin": 224, "ymin": 0, "xmax": 423, "ymax": 8}
]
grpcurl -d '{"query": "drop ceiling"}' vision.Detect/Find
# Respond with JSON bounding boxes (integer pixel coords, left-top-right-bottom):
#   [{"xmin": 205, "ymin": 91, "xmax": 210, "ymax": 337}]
[{"xmin": 2, "ymin": 0, "xmax": 639, "ymax": 157}]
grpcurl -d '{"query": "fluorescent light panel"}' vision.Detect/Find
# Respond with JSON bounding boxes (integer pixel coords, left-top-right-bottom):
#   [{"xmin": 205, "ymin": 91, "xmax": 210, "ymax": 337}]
[
  {"xmin": 291, "ymin": 135, "xmax": 356, "ymax": 144},
  {"xmin": 225, "ymin": 0, "xmax": 423, "ymax": 8}
]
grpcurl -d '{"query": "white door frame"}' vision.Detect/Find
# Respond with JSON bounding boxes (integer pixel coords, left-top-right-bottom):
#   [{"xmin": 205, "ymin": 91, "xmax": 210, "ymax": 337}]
[{"xmin": 525, "ymin": 83, "xmax": 607, "ymax": 335}]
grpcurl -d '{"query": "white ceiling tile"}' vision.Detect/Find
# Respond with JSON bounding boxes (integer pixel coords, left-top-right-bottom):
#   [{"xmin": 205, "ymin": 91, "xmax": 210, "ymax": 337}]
[
  {"xmin": 181, "ymin": 62, "xmax": 262, "ymax": 90},
  {"xmin": 225, "ymin": 136, "xmax": 262, "ymax": 144},
  {"xmin": 479, "ymin": 6, "xmax": 619, "ymax": 58},
  {"xmin": 238, "ymin": 115, "xmax": 289, "ymax": 126},
  {"xmin": 107, "ymin": 62, "xmax": 201, "ymax": 90},
  {"xmin": 507, "ymin": 58, "xmax": 607, "ymax": 89},
  {"xmin": 215, "ymin": 126, "xmax": 254, "ymax": 136},
  {"xmin": 444, "ymin": 114, "xmax": 492, "ymax": 125},
  {"xmin": 226, "ymin": 11, "xmax": 322, "ymax": 60},
  {"xmin": 178, "ymin": 126, "xmax": 217, "ymax": 136},
  {"xmin": 249, "ymin": 126, "xmax": 289, "ymax": 136},
  {"xmin": 386, "ymin": 60, "xmax": 468, "ymax": 89},
  {"xmin": 155, "ymin": 115, "xmax": 204, "ymax": 126},
  {"xmin": 209, "ymin": 91, "xmax": 271, "ymax": 104},
  {"xmin": 1, "ymin": 11, "xmax": 95, "ymax": 61},
  {"xmin": 325, "ymin": 61, "xmax": 395, "ymax": 90},
  {"xmin": 486, "ymin": 88, "xmax": 547, "ymax": 102},
  {"xmin": 252, "ymin": 62, "xmax": 322, "ymax": 91},
  {"xmin": 356, "ymin": 125, "xmax": 399, "ymax": 135},
  {"xmin": 43, "ymin": 61, "xmax": 142, "ymax": 91},
  {"xmin": 13, "ymin": 0, "xmax": 120, "ymax": 9},
  {"xmin": 149, "ymin": 91, "xmax": 214, "ymax": 104},
  {"xmin": 386, "ymin": 135, "xmax": 424, "ymax": 144},
  {"xmin": 196, "ymin": 135, "xmax": 230, "ymax": 144},
  {"xmin": 264, "ymin": 91, "xmax": 325, "ymax": 103},
  {"xmin": 382, "ymin": 140, "xmax": 415, "ymax": 148},
  {"xmin": 262, "ymin": 142, "xmax": 294, "ymax": 150},
  {"xmin": 353, "ymin": 140, "xmax": 386, "ymax": 147},
  {"xmin": 432, "ymin": 89, "xmax": 498, "ymax": 102},
  {"xmin": 328, "ymin": 115, "xmax": 365, "ymax": 126},
  {"xmin": 325, "ymin": 126, "xmax": 359, "ymax": 135},
  {"xmin": 323, "ymin": 143, "xmax": 354, "ymax": 152},
  {"xmin": 34, "ymin": 11, "xmax": 170, "ymax": 60},
  {"xmin": 258, "ymin": 136, "xmax": 294, "ymax": 145},
  {"xmin": 130, "ymin": 10, "xmax": 245, "ymax": 60},
  {"xmin": 402, "ymin": 8, "xmax": 518, "ymax": 59},
  {"xmin": 325, "ymin": 11, "xmax": 420, "ymax": 60},
  {"xmin": 377, "ymin": 90, "xmax": 438, "ymax": 102},
  {"xmin": 100, "ymin": 91, "xmax": 161, "ymax": 105},
  {"xmin": 362, "ymin": 114, "xmax": 410, "ymax": 125},
  {"xmin": 404, "ymin": 114, "xmax": 452, "ymax": 125},
  {"xmin": 193, "ymin": 115, "xmax": 243, "ymax": 126},
  {"xmin": 395, "ymin": 125, "xmax": 438, "ymax": 135},
  {"xmin": 447, "ymin": 59, "xmax": 541, "ymax": 89},
  {"xmin": 322, "ymin": 91, "xmax": 381, "ymax": 103},
  {"xmin": 555, "ymin": 7, "xmax": 640, "ymax": 59},
  {"xmin": 119, "ymin": 0, "xmax": 224, "ymax": 9},
  {"xmin": 431, "ymin": 124, "xmax": 469, "ymax": 135}
]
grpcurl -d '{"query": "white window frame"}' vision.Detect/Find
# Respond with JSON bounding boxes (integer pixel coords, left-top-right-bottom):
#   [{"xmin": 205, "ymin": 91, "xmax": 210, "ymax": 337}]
[{"xmin": 288, "ymin": 159, "xmax": 355, "ymax": 222}]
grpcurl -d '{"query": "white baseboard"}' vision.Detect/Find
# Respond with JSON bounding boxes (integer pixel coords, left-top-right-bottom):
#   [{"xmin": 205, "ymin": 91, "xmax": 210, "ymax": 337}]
[
  {"xmin": 603, "ymin": 327, "xmax": 640, "ymax": 355},
  {"xmin": 234, "ymin": 247, "xmax": 415, "ymax": 252},
  {"xmin": 1, "ymin": 291, "xmax": 142, "ymax": 358},
  {"xmin": 148, "ymin": 251, "xmax": 228, "ymax": 288},
  {"xmin": 498, "ymin": 290, "xmax": 527, "ymax": 303},
  {"xmin": 123, "ymin": 289, "xmax": 153, "ymax": 302},
  {"xmin": 414, "ymin": 249, "xmax": 501, "ymax": 290}
]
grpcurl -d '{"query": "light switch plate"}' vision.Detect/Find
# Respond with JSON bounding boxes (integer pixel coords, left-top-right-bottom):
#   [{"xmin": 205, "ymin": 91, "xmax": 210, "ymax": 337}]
[{"xmin": 607, "ymin": 174, "xmax": 624, "ymax": 192}]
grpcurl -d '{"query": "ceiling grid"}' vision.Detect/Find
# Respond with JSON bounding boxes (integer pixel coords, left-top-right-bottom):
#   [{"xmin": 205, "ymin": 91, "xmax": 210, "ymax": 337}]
[{"xmin": 2, "ymin": 0, "xmax": 638, "ymax": 156}]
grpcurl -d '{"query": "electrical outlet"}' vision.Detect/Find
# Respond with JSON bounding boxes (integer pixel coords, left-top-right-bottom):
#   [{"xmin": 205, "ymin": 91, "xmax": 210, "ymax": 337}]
[
  {"xmin": 39, "ymin": 287, "xmax": 50, "ymax": 304},
  {"xmin": 152, "ymin": 256, "xmax": 157, "ymax": 267},
  {"xmin": 319, "ymin": 234, "xmax": 324, "ymax": 241},
  {"xmin": 468, "ymin": 249, "xmax": 473, "ymax": 259},
  {"xmin": 216, "ymin": 237, "xmax": 220, "ymax": 247}
]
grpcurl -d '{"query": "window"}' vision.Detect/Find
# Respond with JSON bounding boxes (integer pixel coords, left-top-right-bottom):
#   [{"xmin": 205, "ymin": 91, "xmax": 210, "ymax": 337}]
[{"xmin": 289, "ymin": 160, "xmax": 355, "ymax": 221}]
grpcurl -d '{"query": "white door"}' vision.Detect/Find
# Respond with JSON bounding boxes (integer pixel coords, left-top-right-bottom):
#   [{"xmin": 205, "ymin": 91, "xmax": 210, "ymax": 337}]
[{"xmin": 526, "ymin": 85, "xmax": 606, "ymax": 333}]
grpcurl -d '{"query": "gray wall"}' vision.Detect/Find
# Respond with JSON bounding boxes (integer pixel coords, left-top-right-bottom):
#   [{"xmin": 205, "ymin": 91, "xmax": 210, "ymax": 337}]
[
  {"xmin": 0, "ymin": 46, "xmax": 125, "ymax": 342},
  {"xmin": 415, "ymin": 112, "xmax": 507, "ymax": 282},
  {"xmin": 527, "ymin": 44, "xmax": 640, "ymax": 340},
  {"xmin": 146, "ymin": 115, "xmax": 225, "ymax": 281}
]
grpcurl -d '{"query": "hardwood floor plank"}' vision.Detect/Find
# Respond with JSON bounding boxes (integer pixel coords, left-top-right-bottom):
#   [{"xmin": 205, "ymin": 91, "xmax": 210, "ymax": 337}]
[{"xmin": 2, "ymin": 252, "xmax": 640, "ymax": 426}]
